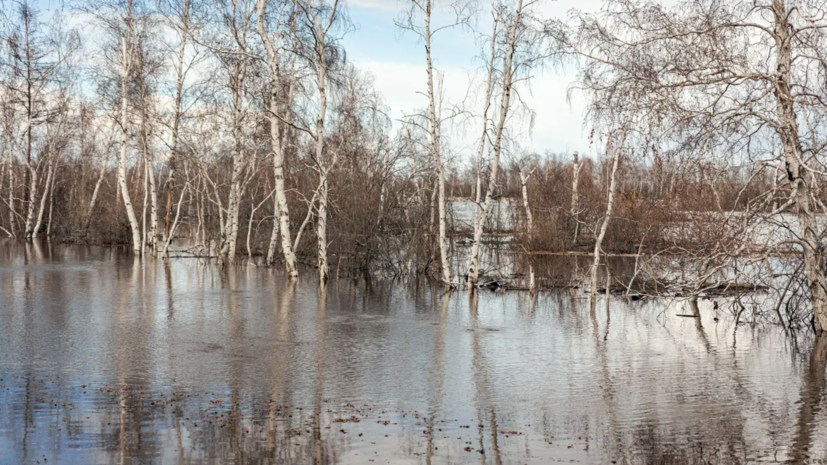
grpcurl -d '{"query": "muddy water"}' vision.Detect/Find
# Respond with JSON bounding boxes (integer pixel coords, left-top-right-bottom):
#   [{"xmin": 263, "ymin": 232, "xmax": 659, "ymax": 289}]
[{"xmin": 0, "ymin": 241, "xmax": 825, "ymax": 464}]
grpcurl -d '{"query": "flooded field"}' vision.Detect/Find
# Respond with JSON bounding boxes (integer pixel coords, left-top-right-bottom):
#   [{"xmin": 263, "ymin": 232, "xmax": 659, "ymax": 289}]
[{"xmin": 0, "ymin": 241, "xmax": 825, "ymax": 464}]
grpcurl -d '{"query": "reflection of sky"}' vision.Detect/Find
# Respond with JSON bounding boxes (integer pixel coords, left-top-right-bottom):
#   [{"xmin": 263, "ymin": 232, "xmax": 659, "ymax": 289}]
[{"xmin": 0, "ymin": 241, "xmax": 825, "ymax": 464}]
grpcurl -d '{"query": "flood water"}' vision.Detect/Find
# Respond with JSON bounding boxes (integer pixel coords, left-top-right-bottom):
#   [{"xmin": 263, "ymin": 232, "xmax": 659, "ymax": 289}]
[{"xmin": 1, "ymin": 241, "xmax": 826, "ymax": 464}]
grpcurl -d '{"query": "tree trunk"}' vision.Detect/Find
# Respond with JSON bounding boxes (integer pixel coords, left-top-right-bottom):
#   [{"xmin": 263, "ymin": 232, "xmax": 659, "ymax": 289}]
[
  {"xmin": 423, "ymin": 2, "xmax": 452, "ymax": 286},
  {"xmin": 468, "ymin": 0, "xmax": 523, "ymax": 288},
  {"xmin": 571, "ymin": 151, "xmax": 581, "ymax": 244},
  {"xmin": 141, "ymin": 110, "xmax": 158, "ymax": 254},
  {"xmin": 317, "ymin": 173, "xmax": 329, "ymax": 283},
  {"xmin": 314, "ymin": 67, "xmax": 330, "ymax": 283},
  {"xmin": 119, "ymin": 35, "xmax": 142, "ymax": 255},
  {"xmin": 165, "ymin": 12, "xmax": 188, "ymax": 240},
  {"xmin": 773, "ymin": 0, "xmax": 827, "ymax": 332},
  {"xmin": 219, "ymin": 60, "xmax": 247, "ymax": 266},
  {"xmin": 7, "ymin": 159, "xmax": 15, "ymax": 238},
  {"xmin": 266, "ymin": 194, "xmax": 280, "ymax": 264},
  {"xmin": 23, "ymin": 164, "xmax": 37, "ymax": 239},
  {"xmin": 32, "ymin": 153, "xmax": 55, "ymax": 237},
  {"xmin": 590, "ymin": 134, "xmax": 626, "ymax": 300},
  {"xmin": 473, "ymin": 15, "xmax": 499, "ymax": 227},
  {"xmin": 85, "ymin": 149, "xmax": 111, "ymax": 237},
  {"xmin": 519, "ymin": 167, "xmax": 535, "ymax": 295},
  {"xmin": 257, "ymin": 0, "xmax": 299, "ymax": 276}
]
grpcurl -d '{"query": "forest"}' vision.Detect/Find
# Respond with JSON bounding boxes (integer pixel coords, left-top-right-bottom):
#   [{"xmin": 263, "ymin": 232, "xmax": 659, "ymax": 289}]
[{"xmin": 3, "ymin": 0, "xmax": 827, "ymax": 330}]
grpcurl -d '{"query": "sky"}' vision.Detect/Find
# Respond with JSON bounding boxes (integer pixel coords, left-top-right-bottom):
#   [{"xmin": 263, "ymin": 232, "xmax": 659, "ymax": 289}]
[
  {"xmin": 26, "ymin": 0, "xmax": 606, "ymax": 162},
  {"xmin": 339, "ymin": 0, "xmax": 606, "ymax": 162}
]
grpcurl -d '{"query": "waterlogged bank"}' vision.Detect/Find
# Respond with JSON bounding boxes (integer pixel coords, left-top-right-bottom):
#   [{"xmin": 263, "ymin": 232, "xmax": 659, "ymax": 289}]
[{"xmin": 0, "ymin": 241, "xmax": 825, "ymax": 464}]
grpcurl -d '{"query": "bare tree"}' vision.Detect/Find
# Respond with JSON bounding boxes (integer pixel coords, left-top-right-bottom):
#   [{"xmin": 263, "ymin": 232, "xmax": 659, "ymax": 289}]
[
  {"xmin": 293, "ymin": 0, "xmax": 343, "ymax": 284},
  {"xmin": 468, "ymin": 0, "xmax": 535, "ymax": 288},
  {"xmin": 548, "ymin": 0, "xmax": 827, "ymax": 330},
  {"xmin": 2, "ymin": 4, "xmax": 74, "ymax": 240},
  {"xmin": 570, "ymin": 150, "xmax": 581, "ymax": 243},
  {"xmin": 396, "ymin": 0, "xmax": 476, "ymax": 286},
  {"xmin": 257, "ymin": 0, "xmax": 300, "ymax": 276}
]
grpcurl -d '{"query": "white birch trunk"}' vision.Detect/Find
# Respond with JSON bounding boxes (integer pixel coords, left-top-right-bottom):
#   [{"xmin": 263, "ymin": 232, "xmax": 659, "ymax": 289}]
[
  {"xmin": 141, "ymin": 112, "xmax": 158, "ymax": 254},
  {"xmin": 571, "ymin": 151, "xmax": 581, "ymax": 244},
  {"xmin": 7, "ymin": 159, "xmax": 15, "ymax": 238},
  {"xmin": 256, "ymin": 0, "xmax": 299, "ymax": 275},
  {"xmin": 23, "ymin": 164, "xmax": 37, "ymax": 239},
  {"xmin": 421, "ymin": 1, "xmax": 452, "ymax": 285},
  {"xmin": 306, "ymin": 0, "xmax": 340, "ymax": 285},
  {"xmin": 85, "ymin": 148, "xmax": 111, "ymax": 236},
  {"xmin": 473, "ymin": 15, "xmax": 499, "ymax": 226},
  {"xmin": 773, "ymin": 0, "xmax": 827, "ymax": 332},
  {"xmin": 118, "ymin": 34, "xmax": 142, "ymax": 255},
  {"xmin": 468, "ymin": 0, "xmax": 524, "ymax": 288},
  {"xmin": 590, "ymin": 133, "xmax": 627, "ymax": 300},
  {"xmin": 266, "ymin": 193, "xmax": 280, "ymax": 264},
  {"xmin": 317, "ymin": 172, "xmax": 329, "ymax": 283},
  {"xmin": 219, "ymin": 60, "xmax": 247, "ymax": 265},
  {"xmin": 32, "ymin": 153, "xmax": 54, "ymax": 237},
  {"xmin": 519, "ymin": 166, "xmax": 535, "ymax": 295}
]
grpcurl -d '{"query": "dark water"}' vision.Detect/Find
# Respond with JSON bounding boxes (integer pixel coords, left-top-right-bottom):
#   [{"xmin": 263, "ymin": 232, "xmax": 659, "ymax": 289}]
[{"xmin": 1, "ymin": 241, "xmax": 826, "ymax": 464}]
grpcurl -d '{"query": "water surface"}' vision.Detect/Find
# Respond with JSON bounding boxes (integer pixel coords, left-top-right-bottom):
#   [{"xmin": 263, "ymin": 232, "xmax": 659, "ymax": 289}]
[{"xmin": 0, "ymin": 241, "xmax": 824, "ymax": 464}]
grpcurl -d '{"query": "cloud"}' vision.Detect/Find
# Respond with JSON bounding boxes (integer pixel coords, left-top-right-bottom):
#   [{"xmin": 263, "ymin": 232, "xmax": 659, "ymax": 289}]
[
  {"xmin": 348, "ymin": 0, "xmax": 402, "ymax": 12},
  {"xmin": 356, "ymin": 59, "xmax": 590, "ymax": 162}
]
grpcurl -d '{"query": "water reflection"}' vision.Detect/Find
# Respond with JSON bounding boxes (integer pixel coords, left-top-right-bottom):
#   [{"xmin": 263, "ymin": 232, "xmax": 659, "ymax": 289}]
[{"xmin": 0, "ymin": 241, "xmax": 826, "ymax": 464}]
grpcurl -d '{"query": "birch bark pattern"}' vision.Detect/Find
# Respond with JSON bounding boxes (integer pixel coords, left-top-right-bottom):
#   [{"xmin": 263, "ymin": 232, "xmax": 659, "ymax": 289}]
[
  {"xmin": 590, "ymin": 133, "xmax": 626, "ymax": 301},
  {"xmin": 118, "ymin": 24, "xmax": 142, "ymax": 256},
  {"xmin": 571, "ymin": 151, "xmax": 581, "ymax": 244},
  {"xmin": 218, "ymin": 48, "xmax": 249, "ymax": 265},
  {"xmin": 422, "ymin": 0, "xmax": 452, "ymax": 286},
  {"xmin": 519, "ymin": 166, "xmax": 535, "ymax": 295},
  {"xmin": 772, "ymin": 0, "xmax": 827, "ymax": 332},
  {"xmin": 473, "ymin": 14, "xmax": 499, "ymax": 227},
  {"xmin": 140, "ymin": 99, "xmax": 158, "ymax": 254},
  {"xmin": 304, "ymin": 0, "xmax": 340, "ymax": 285},
  {"xmin": 468, "ymin": 0, "xmax": 524, "ymax": 288},
  {"xmin": 257, "ymin": 0, "xmax": 299, "ymax": 277}
]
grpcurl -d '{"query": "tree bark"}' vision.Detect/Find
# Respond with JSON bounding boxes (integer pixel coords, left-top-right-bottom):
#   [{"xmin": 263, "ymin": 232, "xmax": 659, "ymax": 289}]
[
  {"xmin": 773, "ymin": 0, "xmax": 827, "ymax": 332},
  {"xmin": 468, "ymin": 0, "xmax": 524, "ymax": 288},
  {"xmin": 571, "ymin": 151, "xmax": 581, "ymax": 244},
  {"xmin": 256, "ymin": 0, "xmax": 299, "ymax": 276},
  {"xmin": 473, "ymin": 14, "xmax": 499, "ymax": 227},
  {"xmin": 118, "ymin": 30, "xmax": 142, "ymax": 255},
  {"xmin": 519, "ymin": 166, "xmax": 535, "ymax": 295},
  {"xmin": 422, "ymin": 0, "xmax": 452, "ymax": 286},
  {"xmin": 590, "ymin": 133, "xmax": 626, "ymax": 300}
]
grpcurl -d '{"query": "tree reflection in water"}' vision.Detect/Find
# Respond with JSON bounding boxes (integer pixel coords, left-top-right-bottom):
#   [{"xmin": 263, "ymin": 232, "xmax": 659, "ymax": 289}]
[{"xmin": 0, "ymin": 242, "xmax": 826, "ymax": 464}]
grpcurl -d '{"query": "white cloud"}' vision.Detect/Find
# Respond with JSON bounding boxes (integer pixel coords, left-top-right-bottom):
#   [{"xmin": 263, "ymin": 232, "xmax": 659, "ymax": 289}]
[
  {"xmin": 348, "ymin": 0, "xmax": 402, "ymax": 12},
  {"xmin": 356, "ymin": 58, "xmax": 590, "ymax": 164}
]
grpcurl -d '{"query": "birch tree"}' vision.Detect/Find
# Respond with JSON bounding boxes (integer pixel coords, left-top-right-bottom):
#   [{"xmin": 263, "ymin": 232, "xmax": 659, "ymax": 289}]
[
  {"xmin": 468, "ymin": 0, "xmax": 536, "ymax": 288},
  {"xmin": 202, "ymin": 0, "xmax": 258, "ymax": 265},
  {"xmin": 256, "ymin": 0, "xmax": 300, "ymax": 276},
  {"xmin": 157, "ymin": 0, "xmax": 200, "ymax": 243},
  {"xmin": 84, "ymin": 0, "xmax": 149, "ymax": 254},
  {"xmin": 396, "ymin": 0, "xmax": 476, "ymax": 286},
  {"xmin": 2, "ymin": 4, "xmax": 73, "ymax": 240},
  {"xmin": 545, "ymin": 0, "xmax": 827, "ymax": 329},
  {"xmin": 590, "ymin": 126, "xmax": 628, "ymax": 300},
  {"xmin": 570, "ymin": 150, "xmax": 581, "ymax": 243},
  {"xmin": 293, "ymin": 0, "xmax": 342, "ymax": 284}
]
